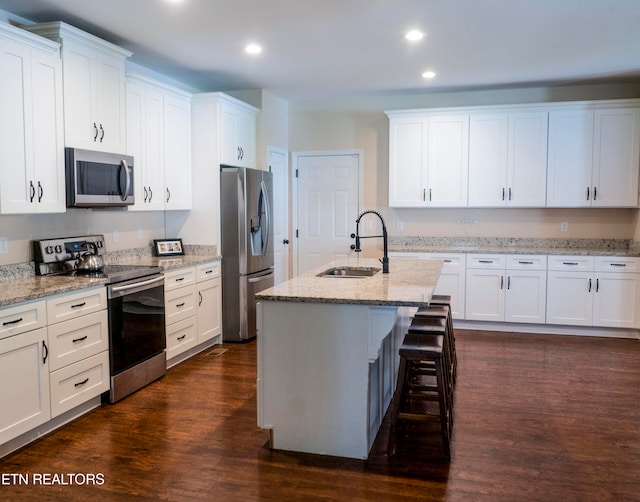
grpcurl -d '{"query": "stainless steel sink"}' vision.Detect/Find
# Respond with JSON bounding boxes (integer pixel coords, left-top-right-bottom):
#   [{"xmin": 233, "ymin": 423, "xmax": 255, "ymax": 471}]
[{"xmin": 317, "ymin": 266, "xmax": 380, "ymax": 278}]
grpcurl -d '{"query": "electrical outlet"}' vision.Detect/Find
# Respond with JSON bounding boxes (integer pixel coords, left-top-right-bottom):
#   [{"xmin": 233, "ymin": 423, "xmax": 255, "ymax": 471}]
[
  {"xmin": 113, "ymin": 229, "xmax": 119, "ymax": 242},
  {"xmin": 0, "ymin": 236, "xmax": 7, "ymax": 254},
  {"xmin": 457, "ymin": 219, "xmax": 477, "ymax": 224},
  {"xmin": 138, "ymin": 227, "xmax": 144, "ymax": 240},
  {"xmin": 365, "ymin": 220, "xmax": 373, "ymax": 231},
  {"xmin": 560, "ymin": 222, "xmax": 569, "ymax": 232},
  {"xmin": 396, "ymin": 220, "xmax": 404, "ymax": 230}
]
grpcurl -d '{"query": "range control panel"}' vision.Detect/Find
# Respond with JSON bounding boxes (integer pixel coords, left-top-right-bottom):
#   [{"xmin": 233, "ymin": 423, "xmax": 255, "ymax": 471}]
[{"xmin": 33, "ymin": 235, "xmax": 106, "ymax": 268}]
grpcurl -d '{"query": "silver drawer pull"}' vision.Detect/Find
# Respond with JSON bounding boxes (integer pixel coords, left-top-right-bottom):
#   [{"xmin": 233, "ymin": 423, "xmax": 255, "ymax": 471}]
[
  {"xmin": 478, "ymin": 260, "xmax": 493, "ymax": 264},
  {"xmin": 2, "ymin": 317, "xmax": 23, "ymax": 326},
  {"xmin": 563, "ymin": 262, "xmax": 579, "ymax": 266},
  {"xmin": 518, "ymin": 261, "xmax": 534, "ymax": 265},
  {"xmin": 74, "ymin": 378, "xmax": 89, "ymax": 388},
  {"xmin": 443, "ymin": 259, "xmax": 452, "ymax": 263},
  {"xmin": 72, "ymin": 335, "xmax": 88, "ymax": 343}
]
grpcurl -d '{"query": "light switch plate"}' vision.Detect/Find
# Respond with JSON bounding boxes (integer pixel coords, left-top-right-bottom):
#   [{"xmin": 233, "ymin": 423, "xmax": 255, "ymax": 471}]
[{"xmin": 0, "ymin": 236, "xmax": 7, "ymax": 254}]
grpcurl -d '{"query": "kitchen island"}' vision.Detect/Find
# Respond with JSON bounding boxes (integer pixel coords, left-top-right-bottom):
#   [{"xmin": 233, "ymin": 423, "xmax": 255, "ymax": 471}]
[{"xmin": 255, "ymin": 257, "xmax": 442, "ymax": 459}]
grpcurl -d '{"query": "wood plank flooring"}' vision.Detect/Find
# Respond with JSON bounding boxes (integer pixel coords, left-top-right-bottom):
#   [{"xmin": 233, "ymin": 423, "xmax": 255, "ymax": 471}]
[{"xmin": 1, "ymin": 330, "xmax": 639, "ymax": 501}]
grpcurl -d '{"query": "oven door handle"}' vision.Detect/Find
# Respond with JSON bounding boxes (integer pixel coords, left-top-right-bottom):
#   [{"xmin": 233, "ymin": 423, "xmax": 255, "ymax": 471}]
[{"xmin": 110, "ymin": 275, "xmax": 165, "ymax": 293}]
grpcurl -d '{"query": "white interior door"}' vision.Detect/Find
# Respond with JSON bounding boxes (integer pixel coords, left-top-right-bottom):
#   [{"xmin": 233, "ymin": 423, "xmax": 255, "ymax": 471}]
[
  {"xmin": 295, "ymin": 152, "xmax": 360, "ymax": 275},
  {"xmin": 269, "ymin": 146, "xmax": 289, "ymax": 285}
]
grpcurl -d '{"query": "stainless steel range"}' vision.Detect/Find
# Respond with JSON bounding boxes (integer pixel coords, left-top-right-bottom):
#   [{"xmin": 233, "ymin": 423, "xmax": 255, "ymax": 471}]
[{"xmin": 33, "ymin": 235, "xmax": 166, "ymax": 403}]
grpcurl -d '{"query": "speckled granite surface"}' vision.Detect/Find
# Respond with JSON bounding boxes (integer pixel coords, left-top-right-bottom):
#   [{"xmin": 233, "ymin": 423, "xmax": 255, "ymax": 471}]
[
  {"xmin": 255, "ymin": 257, "xmax": 442, "ymax": 307},
  {"xmin": 0, "ymin": 245, "xmax": 220, "ymax": 308},
  {"xmin": 389, "ymin": 237, "xmax": 640, "ymax": 256}
]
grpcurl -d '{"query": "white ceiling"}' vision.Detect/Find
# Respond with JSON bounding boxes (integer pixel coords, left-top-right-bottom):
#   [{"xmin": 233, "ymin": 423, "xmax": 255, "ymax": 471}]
[{"xmin": 1, "ymin": 0, "xmax": 640, "ymax": 101}]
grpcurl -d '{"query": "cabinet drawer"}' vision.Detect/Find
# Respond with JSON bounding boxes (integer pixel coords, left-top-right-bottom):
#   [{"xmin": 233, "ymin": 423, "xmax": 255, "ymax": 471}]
[
  {"xmin": 197, "ymin": 261, "xmax": 221, "ymax": 281},
  {"xmin": 166, "ymin": 316, "xmax": 197, "ymax": 359},
  {"xmin": 547, "ymin": 255, "xmax": 595, "ymax": 271},
  {"xmin": 506, "ymin": 255, "xmax": 547, "ymax": 271},
  {"xmin": 594, "ymin": 256, "xmax": 639, "ymax": 273},
  {"xmin": 424, "ymin": 253, "xmax": 466, "ymax": 270},
  {"xmin": 0, "ymin": 300, "xmax": 47, "ymax": 340},
  {"xmin": 49, "ymin": 350, "xmax": 110, "ymax": 418},
  {"xmin": 467, "ymin": 254, "xmax": 506, "ymax": 269},
  {"xmin": 165, "ymin": 285, "xmax": 197, "ymax": 325},
  {"xmin": 164, "ymin": 267, "xmax": 197, "ymax": 292},
  {"xmin": 47, "ymin": 287, "xmax": 107, "ymax": 324},
  {"xmin": 47, "ymin": 310, "xmax": 109, "ymax": 371}
]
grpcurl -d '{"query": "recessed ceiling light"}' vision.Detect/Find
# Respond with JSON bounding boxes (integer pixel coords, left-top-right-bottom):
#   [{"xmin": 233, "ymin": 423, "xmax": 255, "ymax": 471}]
[
  {"xmin": 245, "ymin": 44, "xmax": 262, "ymax": 55},
  {"xmin": 422, "ymin": 71, "xmax": 437, "ymax": 79},
  {"xmin": 405, "ymin": 30, "xmax": 424, "ymax": 41}
]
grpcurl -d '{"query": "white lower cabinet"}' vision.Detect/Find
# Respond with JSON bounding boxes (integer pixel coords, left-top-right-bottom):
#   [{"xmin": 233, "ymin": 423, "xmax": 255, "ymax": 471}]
[
  {"xmin": 196, "ymin": 262, "xmax": 222, "ymax": 344},
  {"xmin": 547, "ymin": 256, "xmax": 640, "ymax": 328},
  {"xmin": 46, "ymin": 288, "xmax": 109, "ymax": 418},
  {"xmin": 0, "ymin": 325, "xmax": 50, "ymax": 444},
  {"xmin": 165, "ymin": 261, "xmax": 222, "ymax": 363},
  {"xmin": 465, "ymin": 254, "xmax": 547, "ymax": 324}
]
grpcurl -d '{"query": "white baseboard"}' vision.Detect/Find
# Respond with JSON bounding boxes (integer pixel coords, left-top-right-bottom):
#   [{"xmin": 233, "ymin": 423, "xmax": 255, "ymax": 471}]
[{"xmin": 453, "ymin": 320, "xmax": 640, "ymax": 339}]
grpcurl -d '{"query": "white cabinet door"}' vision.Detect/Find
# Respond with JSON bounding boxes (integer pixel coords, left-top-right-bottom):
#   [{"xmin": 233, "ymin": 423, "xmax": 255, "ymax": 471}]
[
  {"xmin": 508, "ymin": 111, "xmax": 548, "ymax": 207},
  {"xmin": 0, "ymin": 30, "xmax": 64, "ymax": 214},
  {"xmin": 197, "ymin": 278, "xmax": 222, "ymax": 343},
  {"xmin": 465, "ymin": 268, "xmax": 505, "ymax": 321},
  {"xmin": 427, "ymin": 114, "xmax": 469, "ymax": 206},
  {"xmin": 220, "ymin": 99, "xmax": 258, "ymax": 168},
  {"xmin": 388, "ymin": 117, "xmax": 428, "ymax": 207},
  {"xmin": 163, "ymin": 93, "xmax": 192, "ymax": 210},
  {"xmin": 93, "ymin": 52, "xmax": 126, "ymax": 153},
  {"xmin": 591, "ymin": 107, "xmax": 640, "ymax": 207},
  {"xmin": 504, "ymin": 270, "xmax": 547, "ymax": 324},
  {"xmin": 468, "ymin": 113, "xmax": 508, "ymax": 207},
  {"xmin": 0, "ymin": 327, "xmax": 51, "ymax": 444},
  {"xmin": 546, "ymin": 270, "xmax": 593, "ymax": 326},
  {"xmin": 546, "ymin": 109, "xmax": 594, "ymax": 207},
  {"xmin": 60, "ymin": 40, "xmax": 127, "ymax": 153},
  {"xmin": 592, "ymin": 272, "xmax": 640, "ymax": 328}
]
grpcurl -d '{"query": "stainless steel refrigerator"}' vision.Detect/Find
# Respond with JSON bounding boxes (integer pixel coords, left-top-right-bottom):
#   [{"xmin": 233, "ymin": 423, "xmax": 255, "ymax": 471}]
[{"xmin": 220, "ymin": 166, "xmax": 274, "ymax": 341}]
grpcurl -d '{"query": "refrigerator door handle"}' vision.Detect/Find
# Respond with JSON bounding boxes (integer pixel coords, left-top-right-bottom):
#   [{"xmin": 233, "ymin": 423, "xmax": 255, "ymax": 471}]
[
  {"xmin": 260, "ymin": 180, "xmax": 271, "ymax": 257},
  {"xmin": 248, "ymin": 269, "xmax": 275, "ymax": 283}
]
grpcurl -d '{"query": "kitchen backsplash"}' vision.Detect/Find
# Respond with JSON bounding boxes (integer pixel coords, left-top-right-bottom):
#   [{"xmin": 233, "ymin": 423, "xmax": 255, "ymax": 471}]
[
  {"xmin": 0, "ymin": 244, "xmax": 218, "ymax": 280},
  {"xmin": 389, "ymin": 236, "xmax": 632, "ymax": 252}
]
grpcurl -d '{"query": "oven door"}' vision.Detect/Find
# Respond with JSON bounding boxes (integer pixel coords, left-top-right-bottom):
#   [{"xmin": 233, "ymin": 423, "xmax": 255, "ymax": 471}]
[{"xmin": 108, "ymin": 275, "xmax": 165, "ymax": 376}]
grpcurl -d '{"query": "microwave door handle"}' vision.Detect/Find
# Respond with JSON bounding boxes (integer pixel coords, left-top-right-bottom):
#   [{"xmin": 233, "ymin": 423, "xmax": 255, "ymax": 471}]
[{"xmin": 120, "ymin": 159, "xmax": 131, "ymax": 201}]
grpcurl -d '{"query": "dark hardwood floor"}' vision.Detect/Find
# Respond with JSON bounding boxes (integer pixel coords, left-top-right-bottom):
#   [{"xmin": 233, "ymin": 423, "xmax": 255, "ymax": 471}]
[{"xmin": 1, "ymin": 330, "xmax": 639, "ymax": 501}]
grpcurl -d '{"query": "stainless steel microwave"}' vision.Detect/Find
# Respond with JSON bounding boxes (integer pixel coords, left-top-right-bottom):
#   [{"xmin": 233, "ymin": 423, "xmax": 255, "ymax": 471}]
[{"xmin": 65, "ymin": 148, "xmax": 134, "ymax": 208}]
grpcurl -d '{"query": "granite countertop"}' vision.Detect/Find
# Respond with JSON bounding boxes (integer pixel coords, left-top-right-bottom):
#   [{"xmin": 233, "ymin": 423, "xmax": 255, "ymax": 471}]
[
  {"xmin": 255, "ymin": 257, "xmax": 443, "ymax": 307},
  {"xmin": 0, "ymin": 249, "xmax": 221, "ymax": 308}
]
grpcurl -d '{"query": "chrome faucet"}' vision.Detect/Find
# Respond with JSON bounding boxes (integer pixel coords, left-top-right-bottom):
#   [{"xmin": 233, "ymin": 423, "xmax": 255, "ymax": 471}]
[{"xmin": 350, "ymin": 210, "xmax": 389, "ymax": 273}]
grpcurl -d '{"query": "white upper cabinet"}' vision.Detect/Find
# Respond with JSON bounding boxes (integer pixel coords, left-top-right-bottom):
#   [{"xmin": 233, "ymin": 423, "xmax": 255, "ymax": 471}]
[
  {"xmin": 388, "ymin": 116, "xmax": 428, "ymax": 206},
  {"xmin": 126, "ymin": 74, "xmax": 192, "ymax": 211},
  {"xmin": 24, "ymin": 22, "xmax": 131, "ymax": 154},
  {"xmin": 220, "ymin": 97, "xmax": 258, "ymax": 168},
  {"xmin": 388, "ymin": 112, "xmax": 468, "ymax": 207},
  {"xmin": 468, "ymin": 111, "xmax": 548, "ymax": 207},
  {"xmin": 547, "ymin": 105, "xmax": 640, "ymax": 207},
  {"xmin": 591, "ymin": 108, "xmax": 640, "ymax": 207},
  {"xmin": 0, "ymin": 23, "xmax": 65, "ymax": 214}
]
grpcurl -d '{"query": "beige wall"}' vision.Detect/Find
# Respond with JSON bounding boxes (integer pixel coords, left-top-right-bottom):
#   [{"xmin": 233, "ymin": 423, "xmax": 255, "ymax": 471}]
[{"xmin": 289, "ymin": 81, "xmax": 640, "ymax": 242}]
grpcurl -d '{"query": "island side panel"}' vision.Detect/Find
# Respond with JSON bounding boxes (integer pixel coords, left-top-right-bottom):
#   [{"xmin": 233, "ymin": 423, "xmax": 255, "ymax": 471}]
[{"xmin": 258, "ymin": 300, "xmax": 382, "ymax": 459}]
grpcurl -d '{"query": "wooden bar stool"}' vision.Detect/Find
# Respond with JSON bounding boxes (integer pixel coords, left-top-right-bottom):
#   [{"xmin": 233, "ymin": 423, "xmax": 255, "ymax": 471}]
[
  {"xmin": 387, "ymin": 332, "xmax": 452, "ymax": 459},
  {"xmin": 413, "ymin": 301, "xmax": 457, "ymax": 383}
]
